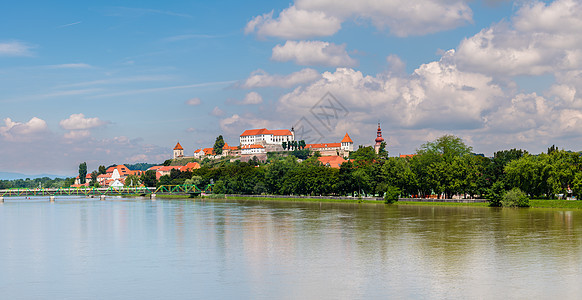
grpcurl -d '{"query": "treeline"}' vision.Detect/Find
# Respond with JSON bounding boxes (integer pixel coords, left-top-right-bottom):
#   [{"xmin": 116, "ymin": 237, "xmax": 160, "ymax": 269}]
[
  {"xmin": 0, "ymin": 177, "xmax": 75, "ymax": 189},
  {"xmin": 142, "ymin": 135, "xmax": 582, "ymax": 205}
]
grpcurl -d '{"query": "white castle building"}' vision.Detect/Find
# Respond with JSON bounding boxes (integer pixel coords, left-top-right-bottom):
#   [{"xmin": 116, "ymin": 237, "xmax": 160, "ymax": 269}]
[{"xmin": 240, "ymin": 128, "xmax": 295, "ymax": 146}]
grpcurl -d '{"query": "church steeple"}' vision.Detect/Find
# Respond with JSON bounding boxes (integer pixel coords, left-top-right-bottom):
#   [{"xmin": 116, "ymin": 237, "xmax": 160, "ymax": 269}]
[{"xmin": 374, "ymin": 123, "xmax": 385, "ymax": 154}]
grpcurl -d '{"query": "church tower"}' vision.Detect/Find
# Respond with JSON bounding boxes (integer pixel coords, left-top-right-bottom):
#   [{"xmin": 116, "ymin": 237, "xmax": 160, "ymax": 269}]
[
  {"xmin": 173, "ymin": 142, "xmax": 184, "ymax": 159},
  {"xmin": 374, "ymin": 123, "xmax": 385, "ymax": 154}
]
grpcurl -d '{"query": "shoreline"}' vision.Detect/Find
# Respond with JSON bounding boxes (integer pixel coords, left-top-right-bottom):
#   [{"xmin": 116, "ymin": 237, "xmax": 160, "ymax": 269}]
[{"xmin": 152, "ymin": 195, "xmax": 582, "ymax": 209}]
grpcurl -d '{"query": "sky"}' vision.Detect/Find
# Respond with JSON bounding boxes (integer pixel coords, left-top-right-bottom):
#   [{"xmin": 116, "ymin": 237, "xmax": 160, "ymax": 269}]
[{"xmin": 1, "ymin": 0, "xmax": 581, "ymax": 176}]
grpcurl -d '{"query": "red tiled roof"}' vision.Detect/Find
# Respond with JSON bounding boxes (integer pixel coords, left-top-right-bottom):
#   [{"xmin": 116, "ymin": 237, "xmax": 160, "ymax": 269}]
[
  {"xmin": 180, "ymin": 162, "xmax": 200, "ymax": 171},
  {"xmin": 203, "ymin": 148, "xmax": 214, "ymax": 155},
  {"xmin": 318, "ymin": 156, "xmax": 346, "ymax": 169},
  {"xmin": 240, "ymin": 128, "xmax": 293, "ymax": 137},
  {"xmin": 399, "ymin": 154, "xmax": 416, "ymax": 158},
  {"xmin": 240, "ymin": 128, "xmax": 270, "ymax": 136},
  {"xmin": 270, "ymin": 129, "xmax": 292, "ymax": 136},
  {"xmin": 242, "ymin": 144, "xmax": 265, "ymax": 149},
  {"xmin": 305, "ymin": 143, "xmax": 341, "ymax": 149},
  {"xmin": 194, "ymin": 149, "xmax": 202, "ymax": 153},
  {"xmin": 222, "ymin": 143, "xmax": 238, "ymax": 150},
  {"xmin": 341, "ymin": 133, "xmax": 353, "ymax": 143},
  {"xmin": 174, "ymin": 142, "xmax": 184, "ymax": 150}
]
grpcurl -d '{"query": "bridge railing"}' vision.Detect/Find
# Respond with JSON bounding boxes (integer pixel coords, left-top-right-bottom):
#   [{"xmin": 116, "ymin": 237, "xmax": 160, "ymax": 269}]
[{"xmin": 0, "ymin": 184, "xmax": 213, "ymax": 197}]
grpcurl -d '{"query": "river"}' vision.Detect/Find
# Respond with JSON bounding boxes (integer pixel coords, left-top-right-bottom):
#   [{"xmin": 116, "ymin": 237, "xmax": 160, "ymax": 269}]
[{"xmin": 1, "ymin": 197, "xmax": 581, "ymax": 299}]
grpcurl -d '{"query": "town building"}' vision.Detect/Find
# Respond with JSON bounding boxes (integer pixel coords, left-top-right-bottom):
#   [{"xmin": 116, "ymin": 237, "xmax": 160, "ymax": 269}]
[
  {"xmin": 241, "ymin": 144, "xmax": 266, "ymax": 155},
  {"xmin": 240, "ymin": 128, "xmax": 294, "ymax": 146},
  {"xmin": 148, "ymin": 162, "xmax": 200, "ymax": 179},
  {"xmin": 317, "ymin": 155, "xmax": 346, "ymax": 169},
  {"xmin": 173, "ymin": 142, "xmax": 184, "ymax": 159},
  {"xmin": 305, "ymin": 132, "xmax": 353, "ymax": 157}
]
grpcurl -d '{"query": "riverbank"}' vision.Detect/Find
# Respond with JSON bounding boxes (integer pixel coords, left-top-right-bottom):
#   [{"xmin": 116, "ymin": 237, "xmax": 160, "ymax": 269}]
[{"xmin": 151, "ymin": 194, "xmax": 582, "ymax": 209}]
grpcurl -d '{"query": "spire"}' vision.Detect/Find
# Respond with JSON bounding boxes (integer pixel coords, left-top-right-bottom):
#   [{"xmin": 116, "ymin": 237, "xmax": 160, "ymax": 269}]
[
  {"xmin": 174, "ymin": 142, "xmax": 184, "ymax": 150},
  {"xmin": 375, "ymin": 123, "xmax": 384, "ymax": 145},
  {"xmin": 341, "ymin": 132, "xmax": 353, "ymax": 143}
]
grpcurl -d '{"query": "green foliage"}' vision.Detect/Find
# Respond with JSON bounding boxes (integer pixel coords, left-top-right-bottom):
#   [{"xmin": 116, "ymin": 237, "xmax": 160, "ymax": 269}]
[
  {"xmin": 90, "ymin": 171, "xmax": 99, "ymax": 187},
  {"xmin": 384, "ymin": 186, "xmax": 400, "ymax": 204},
  {"xmin": 141, "ymin": 170, "xmax": 157, "ymax": 187},
  {"xmin": 486, "ymin": 181, "xmax": 506, "ymax": 207},
  {"xmin": 0, "ymin": 177, "xmax": 75, "ymax": 189},
  {"xmin": 501, "ymin": 188, "xmax": 530, "ymax": 207},
  {"xmin": 124, "ymin": 163, "xmax": 157, "ymax": 171},
  {"xmin": 290, "ymin": 149, "xmax": 310, "ymax": 160},
  {"xmin": 124, "ymin": 174, "xmax": 141, "ymax": 187},
  {"xmin": 98, "ymin": 165, "xmax": 106, "ymax": 175},
  {"xmin": 213, "ymin": 135, "xmax": 225, "ymax": 155},
  {"xmin": 350, "ymin": 146, "xmax": 376, "ymax": 163},
  {"xmin": 78, "ymin": 162, "xmax": 87, "ymax": 184},
  {"xmin": 163, "ymin": 159, "xmax": 172, "ymax": 166},
  {"xmin": 378, "ymin": 141, "xmax": 388, "ymax": 158}
]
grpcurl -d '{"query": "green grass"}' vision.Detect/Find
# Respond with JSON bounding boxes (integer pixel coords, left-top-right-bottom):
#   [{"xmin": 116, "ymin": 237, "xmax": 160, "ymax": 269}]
[
  {"xmin": 395, "ymin": 201, "xmax": 489, "ymax": 207},
  {"xmin": 529, "ymin": 199, "xmax": 582, "ymax": 209}
]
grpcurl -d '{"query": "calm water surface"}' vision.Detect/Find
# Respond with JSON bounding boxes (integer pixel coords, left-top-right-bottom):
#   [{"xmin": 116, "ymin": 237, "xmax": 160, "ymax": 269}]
[{"xmin": 1, "ymin": 197, "xmax": 581, "ymax": 299}]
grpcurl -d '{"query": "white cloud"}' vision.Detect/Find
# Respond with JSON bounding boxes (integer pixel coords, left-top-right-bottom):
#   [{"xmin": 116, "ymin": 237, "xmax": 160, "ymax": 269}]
[
  {"xmin": 246, "ymin": 0, "xmax": 472, "ymax": 39},
  {"xmin": 59, "ymin": 113, "xmax": 107, "ymax": 130},
  {"xmin": 272, "ymin": 40, "xmax": 357, "ymax": 67},
  {"xmin": 0, "ymin": 117, "xmax": 48, "ymax": 141},
  {"xmin": 48, "ymin": 63, "xmax": 93, "ymax": 69},
  {"xmin": 186, "ymin": 97, "xmax": 202, "ymax": 106},
  {"xmin": 455, "ymin": 0, "xmax": 582, "ymax": 76},
  {"xmin": 0, "ymin": 41, "xmax": 34, "ymax": 57},
  {"xmin": 219, "ymin": 114, "xmax": 273, "ymax": 135},
  {"xmin": 211, "ymin": 106, "xmax": 225, "ymax": 117},
  {"xmin": 245, "ymin": 6, "xmax": 341, "ymax": 39},
  {"xmin": 240, "ymin": 92, "xmax": 263, "ymax": 105},
  {"xmin": 238, "ymin": 68, "xmax": 321, "ymax": 88},
  {"xmin": 64, "ymin": 130, "xmax": 91, "ymax": 140}
]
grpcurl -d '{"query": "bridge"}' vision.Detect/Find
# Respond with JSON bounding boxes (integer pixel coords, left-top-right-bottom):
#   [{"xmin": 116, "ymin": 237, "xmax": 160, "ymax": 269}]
[{"xmin": 0, "ymin": 184, "xmax": 213, "ymax": 200}]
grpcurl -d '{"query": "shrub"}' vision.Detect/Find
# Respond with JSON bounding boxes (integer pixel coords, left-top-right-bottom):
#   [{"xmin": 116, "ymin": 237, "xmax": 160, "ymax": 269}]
[
  {"xmin": 486, "ymin": 181, "xmax": 505, "ymax": 207},
  {"xmin": 384, "ymin": 186, "xmax": 400, "ymax": 204},
  {"xmin": 501, "ymin": 188, "xmax": 530, "ymax": 207}
]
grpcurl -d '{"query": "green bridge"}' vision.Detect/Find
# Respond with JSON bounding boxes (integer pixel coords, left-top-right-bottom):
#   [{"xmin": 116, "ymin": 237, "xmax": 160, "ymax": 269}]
[{"xmin": 0, "ymin": 184, "xmax": 213, "ymax": 198}]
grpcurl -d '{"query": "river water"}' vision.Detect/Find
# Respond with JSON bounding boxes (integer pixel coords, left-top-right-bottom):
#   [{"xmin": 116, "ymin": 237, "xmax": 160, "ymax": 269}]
[{"xmin": 1, "ymin": 197, "xmax": 581, "ymax": 299}]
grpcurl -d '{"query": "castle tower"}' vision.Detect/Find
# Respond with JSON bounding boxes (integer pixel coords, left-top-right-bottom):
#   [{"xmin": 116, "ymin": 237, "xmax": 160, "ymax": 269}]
[
  {"xmin": 173, "ymin": 142, "xmax": 184, "ymax": 159},
  {"xmin": 374, "ymin": 123, "xmax": 385, "ymax": 154},
  {"xmin": 341, "ymin": 132, "xmax": 354, "ymax": 152}
]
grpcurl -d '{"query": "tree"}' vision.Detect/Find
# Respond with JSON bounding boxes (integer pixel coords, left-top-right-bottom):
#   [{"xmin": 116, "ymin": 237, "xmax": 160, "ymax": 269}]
[
  {"xmin": 90, "ymin": 171, "xmax": 99, "ymax": 187},
  {"xmin": 213, "ymin": 135, "xmax": 225, "ymax": 155},
  {"xmin": 282, "ymin": 141, "xmax": 287, "ymax": 150},
  {"xmin": 141, "ymin": 170, "xmax": 157, "ymax": 187},
  {"xmin": 78, "ymin": 162, "xmax": 87, "ymax": 184},
  {"xmin": 378, "ymin": 141, "xmax": 388, "ymax": 159},
  {"xmin": 384, "ymin": 186, "xmax": 400, "ymax": 204},
  {"xmin": 501, "ymin": 188, "xmax": 530, "ymax": 207},
  {"xmin": 98, "ymin": 165, "xmax": 107, "ymax": 175},
  {"xmin": 124, "ymin": 175, "xmax": 141, "ymax": 187},
  {"xmin": 298, "ymin": 140, "xmax": 306, "ymax": 150}
]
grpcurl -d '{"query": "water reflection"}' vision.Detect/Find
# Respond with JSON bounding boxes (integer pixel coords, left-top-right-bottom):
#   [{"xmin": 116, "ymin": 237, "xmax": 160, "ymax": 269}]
[{"xmin": 1, "ymin": 198, "xmax": 582, "ymax": 299}]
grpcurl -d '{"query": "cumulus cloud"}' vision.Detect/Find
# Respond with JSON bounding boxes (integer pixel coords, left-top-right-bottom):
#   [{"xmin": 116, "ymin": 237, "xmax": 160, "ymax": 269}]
[
  {"xmin": 186, "ymin": 97, "xmax": 202, "ymax": 106},
  {"xmin": 240, "ymin": 92, "xmax": 263, "ymax": 105},
  {"xmin": 246, "ymin": 0, "xmax": 472, "ymax": 39},
  {"xmin": 238, "ymin": 68, "xmax": 321, "ymax": 88},
  {"xmin": 245, "ymin": 6, "xmax": 341, "ymax": 39},
  {"xmin": 219, "ymin": 114, "xmax": 273, "ymax": 135},
  {"xmin": 211, "ymin": 106, "xmax": 225, "ymax": 117},
  {"xmin": 272, "ymin": 40, "xmax": 357, "ymax": 67},
  {"xmin": 0, "ymin": 41, "xmax": 34, "ymax": 57},
  {"xmin": 59, "ymin": 113, "xmax": 107, "ymax": 140},
  {"xmin": 455, "ymin": 0, "xmax": 582, "ymax": 76},
  {"xmin": 0, "ymin": 117, "xmax": 48, "ymax": 141},
  {"xmin": 60, "ymin": 113, "xmax": 107, "ymax": 130}
]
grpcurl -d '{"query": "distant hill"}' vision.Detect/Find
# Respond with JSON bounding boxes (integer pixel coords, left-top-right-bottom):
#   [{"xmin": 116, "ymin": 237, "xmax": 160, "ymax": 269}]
[
  {"xmin": 0, "ymin": 172, "xmax": 71, "ymax": 180},
  {"xmin": 124, "ymin": 163, "xmax": 158, "ymax": 171}
]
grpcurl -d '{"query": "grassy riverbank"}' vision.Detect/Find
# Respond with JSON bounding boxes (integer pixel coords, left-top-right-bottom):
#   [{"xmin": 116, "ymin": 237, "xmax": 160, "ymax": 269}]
[{"xmin": 149, "ymin": 194, "xmax": 582, "ymax": 209}]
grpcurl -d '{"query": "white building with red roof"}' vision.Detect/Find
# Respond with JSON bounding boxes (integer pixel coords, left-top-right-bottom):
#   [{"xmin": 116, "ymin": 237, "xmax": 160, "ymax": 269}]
[
  {"xmin": 239, "ymin": 128, "xmax": 294, "ymax": 146},
  {"xmin": 305, "ymin": 133, "xmax": 354, "ymax": 157},
  {"xmin": 241, "ymin": 144, "xmax": 266, "ymax": 155},
  {"xmin": 173, "ymin": 142, "xmax": 184, "ymax": 159}
]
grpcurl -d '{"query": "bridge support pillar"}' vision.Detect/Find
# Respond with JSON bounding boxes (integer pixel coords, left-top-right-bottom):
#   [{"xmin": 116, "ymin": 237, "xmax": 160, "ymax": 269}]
[
  {"xmin": 50, "ymin": 196, "xmax": 55, "ymax": 202},
  {"xmin": 150, "ymin": 193, "xmax": 156, "ymax": 200},
  {"xmin": 0, "ymin": 197, "xmax": 3, "ymax": 203},
  {"xmin": 100, "ymin": 195, "xmax": 106, "ymax": 201}
]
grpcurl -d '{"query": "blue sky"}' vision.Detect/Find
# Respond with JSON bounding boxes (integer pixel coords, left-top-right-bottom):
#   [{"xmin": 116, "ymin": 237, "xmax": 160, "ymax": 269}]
[{"xmin": 2, "ymin": 0, "xmax": 580, "ymax": 175}]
